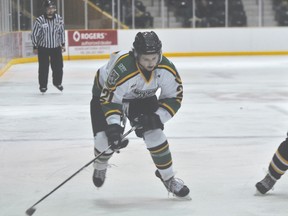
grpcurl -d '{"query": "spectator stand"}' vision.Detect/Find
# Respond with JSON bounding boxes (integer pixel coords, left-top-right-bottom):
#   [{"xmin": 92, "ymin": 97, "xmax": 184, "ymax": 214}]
[
  {"xmin": 166, "ymin": 0, "xmax": 247, "ymax": 28},
  {"xmin": 91, "ymin": 0, "xmax": 153, "ymax": 29},
  {"xmin": 273, "ymin": 0, "xmax": 288, "ymax": 26}
]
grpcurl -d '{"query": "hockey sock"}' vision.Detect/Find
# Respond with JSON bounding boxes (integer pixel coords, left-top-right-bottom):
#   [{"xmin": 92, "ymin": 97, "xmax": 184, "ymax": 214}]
[
  {"xmin": 94, "ymin": 148, "xmax": 113, "ymax": 170},
  {"xmin": 147, "ymin": 141, "xmax": 174, "ymax": 180},
  {"xmin": 93, "ymin": 131, "xmax": 113, "ymax": 170},
  {"xmin": 268, "ymin": 138, "xmax": 288, "ymax": 180},
  {"xmin": 143, "ymin": 129, "xmax": 174, "ymax": 180}
]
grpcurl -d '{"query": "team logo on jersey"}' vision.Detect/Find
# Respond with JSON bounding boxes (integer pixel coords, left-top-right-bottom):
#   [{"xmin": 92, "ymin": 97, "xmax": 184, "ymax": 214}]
[
  {"xmin": 107, "ymin": 69, "xmax": 120, "ymax": 86},
  {"xmin": 117, "ymin": 63, "xmax": 127, "ymax": 73},
  {"xmin": 133, "ymin": 88, "xmax": 157, "ymax": 98}
]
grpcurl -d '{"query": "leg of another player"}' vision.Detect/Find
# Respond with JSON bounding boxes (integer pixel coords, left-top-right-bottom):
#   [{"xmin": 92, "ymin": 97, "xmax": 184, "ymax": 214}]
[{"xmin": 256, "ymin": 135, "xmax": 288, "ymax": 194}]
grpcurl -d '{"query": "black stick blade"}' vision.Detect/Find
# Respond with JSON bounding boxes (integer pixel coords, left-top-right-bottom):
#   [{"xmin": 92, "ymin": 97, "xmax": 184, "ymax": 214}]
[{"xmin": 26, "ymin": 207, "xmax": 36, "ymax": 216}]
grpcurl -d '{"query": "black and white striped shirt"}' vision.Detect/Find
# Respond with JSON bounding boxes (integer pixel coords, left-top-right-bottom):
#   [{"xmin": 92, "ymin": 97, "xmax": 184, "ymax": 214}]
[{"xmin": 31, "ymin": 14, "xmax": 65, "ymax": 49}]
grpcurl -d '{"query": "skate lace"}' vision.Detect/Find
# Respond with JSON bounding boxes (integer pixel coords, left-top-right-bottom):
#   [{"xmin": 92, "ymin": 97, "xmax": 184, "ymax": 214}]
[
  {"xmin": 165, "ymin": 177, "xmax": 185, "ymax": 194},
  {"xmin": 94, "ymin": 169, "xmax": 106, "ymax": 181}
]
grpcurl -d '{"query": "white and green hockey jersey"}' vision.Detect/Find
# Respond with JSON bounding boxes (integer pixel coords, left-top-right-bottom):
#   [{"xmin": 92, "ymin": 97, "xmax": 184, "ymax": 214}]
[{"xmin": 92, "ymin": 50, "xmax": 183, "ymax": 125}]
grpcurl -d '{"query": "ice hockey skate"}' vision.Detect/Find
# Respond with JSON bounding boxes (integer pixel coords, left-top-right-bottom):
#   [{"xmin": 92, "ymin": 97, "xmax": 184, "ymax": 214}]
[
  {"xmin": 155, "ymin": 170, "xmax": 191, "ymax": 200},
  {"xmin": 54, "ymin": 84, "xmax": 63, "ymax": 91},
  {"xmin": 92, "ymin": 168, "xmax": 107, "ymax": 188},
  {"xmin": 39, "ymin": 87, "xmax": 47, "ymax": 93},
  {"xmin": 255, "ymin": 173, "xmax": 277, "ymax": 194}
]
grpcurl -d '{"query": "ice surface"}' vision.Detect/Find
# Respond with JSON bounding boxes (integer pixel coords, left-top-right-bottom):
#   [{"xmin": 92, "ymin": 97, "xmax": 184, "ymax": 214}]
[{"xmin": 1, "ymin": 56, "xmax": 288, "ymax": 216}]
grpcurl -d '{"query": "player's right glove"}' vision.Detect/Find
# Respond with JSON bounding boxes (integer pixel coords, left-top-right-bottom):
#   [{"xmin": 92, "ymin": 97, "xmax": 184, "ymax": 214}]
[
  {"xmin": 132, "ymin": 113, "xmax": 164, "ymax": 137},
  {"xmin": 105, "ymin": 124, "xmax": 128, "ymax": 151}
]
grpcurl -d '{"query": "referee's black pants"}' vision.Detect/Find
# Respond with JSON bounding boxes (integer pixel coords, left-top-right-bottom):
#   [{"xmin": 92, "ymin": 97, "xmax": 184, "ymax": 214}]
[{"xmin": 38, "ymin": 46, "xmax": 63, "ymax": 88}]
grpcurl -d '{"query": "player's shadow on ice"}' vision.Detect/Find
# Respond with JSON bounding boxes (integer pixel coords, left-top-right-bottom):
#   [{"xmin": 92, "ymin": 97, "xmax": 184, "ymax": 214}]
[{"xmin": 93, "ymin": 196, "xmax": 189, "ymax": 211}]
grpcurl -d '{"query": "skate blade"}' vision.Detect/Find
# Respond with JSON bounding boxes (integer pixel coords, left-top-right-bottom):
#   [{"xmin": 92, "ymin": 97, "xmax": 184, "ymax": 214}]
[
  {"xmin": 254, "ymin": 189, "xmax": 266, "ymax": 196},
  {"xmin": 173, "ymin": 194, "xmax": 192, "ymax": 201}
]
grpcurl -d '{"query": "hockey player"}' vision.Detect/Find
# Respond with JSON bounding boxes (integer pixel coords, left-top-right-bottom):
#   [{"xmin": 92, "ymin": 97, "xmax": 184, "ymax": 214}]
[
  {"xmin": 90, "ymin": 31, "xmax": 190, "ymax": 198},
  {"xmin": 256, "ymin": 134, "xmax": 288, "ymax": 194}
]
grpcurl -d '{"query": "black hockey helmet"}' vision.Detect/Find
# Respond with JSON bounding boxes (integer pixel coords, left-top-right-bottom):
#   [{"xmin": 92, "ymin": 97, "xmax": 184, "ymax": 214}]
[
  {"xmin": 43, "ymin": 0, "xmax": 56, "ymax": 8},
  {"xmin": 42, "ymin": 0, "xmax": 56, "ymax": 18},
  {"xmin": 133, "ymin": 31, "xmax": 162, "ymax": 56}
]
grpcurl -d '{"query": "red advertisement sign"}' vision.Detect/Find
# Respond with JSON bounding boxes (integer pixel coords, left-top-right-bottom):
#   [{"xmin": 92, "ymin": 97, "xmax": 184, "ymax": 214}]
[{"xmin": 68, "ymin": 30, "xmax": 117, "ymax": 46}]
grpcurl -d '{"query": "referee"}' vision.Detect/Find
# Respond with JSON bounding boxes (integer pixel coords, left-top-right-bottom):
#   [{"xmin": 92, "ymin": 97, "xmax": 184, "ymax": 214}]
[{"xmin": 31, "ymin": 0, "xmax": 65, "ymax": 93}]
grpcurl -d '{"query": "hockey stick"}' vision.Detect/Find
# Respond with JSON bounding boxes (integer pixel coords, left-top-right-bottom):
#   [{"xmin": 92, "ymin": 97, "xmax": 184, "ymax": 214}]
[{"xmin": 25, "ymin": 125, "xmax": 137, "ymax": 216}]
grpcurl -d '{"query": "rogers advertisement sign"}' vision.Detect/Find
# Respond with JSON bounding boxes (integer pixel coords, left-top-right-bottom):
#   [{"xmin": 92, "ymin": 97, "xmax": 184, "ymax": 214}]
[
  {"xmin": 68, "ymin": 30, "xmax": 117, "ymax": 46},
  {"xmin": 68, "ymin": 30, "xmax": 117, "ymax": 55}
]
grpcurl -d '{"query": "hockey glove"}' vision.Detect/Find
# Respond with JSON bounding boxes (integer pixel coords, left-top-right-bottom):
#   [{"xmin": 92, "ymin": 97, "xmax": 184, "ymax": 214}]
[
  {"xmin": 105, "ymin": 124, "xmax": 129, "ymax": 151},
  {"xmin": 133, "ymin": 113, "xmax": 164, "ymax": 137}
]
